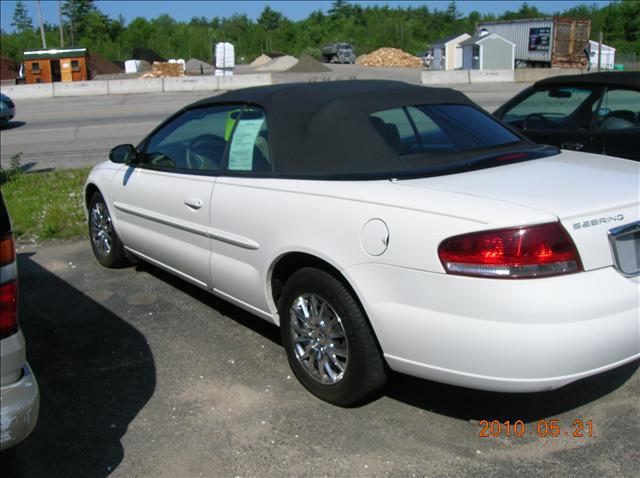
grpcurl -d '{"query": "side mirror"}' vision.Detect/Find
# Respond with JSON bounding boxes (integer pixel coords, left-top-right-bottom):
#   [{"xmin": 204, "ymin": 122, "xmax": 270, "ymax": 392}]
[{"xmin": 109, "ymin": 144, "xmax": 136, "ymax": 164}]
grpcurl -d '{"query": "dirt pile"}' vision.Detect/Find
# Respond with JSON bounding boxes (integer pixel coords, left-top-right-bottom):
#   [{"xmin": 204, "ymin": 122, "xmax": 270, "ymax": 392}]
[
  {"xmin": 88, "ymin": 51, "xmax": 121, "ymax": 76},
  {"xmin": 0, "ymin": 56, "xmax": 18, "ymax": 80},
  {"xmin": 356, "ymin": 48, "xmax": 422, "ymax": 68},
  {"xmin": 286, "ymin": 55, "xmax": 331, "ymax": 73},
  {"xmin": 140, "ymin": 61, "xmax": 184, "ymax": 78},
  {"xmin": 132, "ymin": 47, "xmax": 165, "ymax": 63}
]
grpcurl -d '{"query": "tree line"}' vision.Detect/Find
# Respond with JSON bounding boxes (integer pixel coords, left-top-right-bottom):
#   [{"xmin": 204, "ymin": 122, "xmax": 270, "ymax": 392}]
[{"xmin": 2, "ymin": 0, "xmax": 639, "ymax": 65}]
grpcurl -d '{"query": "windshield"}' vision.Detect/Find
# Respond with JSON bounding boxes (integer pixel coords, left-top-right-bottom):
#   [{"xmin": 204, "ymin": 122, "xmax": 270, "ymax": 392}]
[{"xmin": 500, "ymin": 86, "xmax": 602, "ymax": 130}]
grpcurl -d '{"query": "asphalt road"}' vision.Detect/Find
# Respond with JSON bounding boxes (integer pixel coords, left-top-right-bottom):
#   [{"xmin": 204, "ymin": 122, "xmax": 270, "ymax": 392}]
[
  {"xmin": 0, "ymin": 92, "xmax": 222, "ymax": 171},
  {"xmin": 0, "ymin": 71, "xmax": 530, "ymax": 172},
  {"xmin": 1, "ymin": 240, "xmax": 639, "ymax": 478}
]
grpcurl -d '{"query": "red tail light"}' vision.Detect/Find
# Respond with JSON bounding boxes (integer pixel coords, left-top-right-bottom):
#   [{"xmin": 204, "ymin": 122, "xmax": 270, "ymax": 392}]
[
  {"xmin": 0, "ymin": 281, "xmax": 18, "ymax": 338},
  {"xmin": 438, "ymin": 222, "xmax": 582, "ymax": 279}
]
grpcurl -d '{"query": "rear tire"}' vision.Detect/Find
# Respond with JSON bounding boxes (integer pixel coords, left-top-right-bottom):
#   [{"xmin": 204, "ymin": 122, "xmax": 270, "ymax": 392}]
[
  {"xmin": 88, "ymin": 191, "xmax": 128, "ymax": 268},
  {"xmin": 279, "ymin": 267, "xmax": 387, "ymax": 406}
]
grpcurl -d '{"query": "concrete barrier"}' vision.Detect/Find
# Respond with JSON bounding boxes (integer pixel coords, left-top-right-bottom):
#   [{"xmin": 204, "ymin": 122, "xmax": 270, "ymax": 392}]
[
  {"xmin": 514, "ymin": 68, "xmax": 583, "ymax": 83},
  {"xmin": 469, "ymin": 69, "xmax": 515, "ymax": 83},
  {"xmin": 217, "ymin": 73, "xmax": 272, "ymax": 91},
  {"xmin": 421, "ymin": 68, "xmax": 589, "ymax": 85},
  {"xmin": 163, "ymin": 76, "xmax": 218, "ymax": 92},
  {"xmin": 0, "ymin": 73, "xmax": 270, "ymax": 99},
  {"xmin": 107, "ymin": 78, "xmax": 163, "ymax": 95},
  {"xmin": 421, "ymin": 70, "xmax": 469, "ymax": 85},
  {"xmin": 53, "ymin": 80, "xmax": 108, "ymax": 97},
  {"xmin": 0, "ymin": 83, "xmax": 53, "ymax": 99}
]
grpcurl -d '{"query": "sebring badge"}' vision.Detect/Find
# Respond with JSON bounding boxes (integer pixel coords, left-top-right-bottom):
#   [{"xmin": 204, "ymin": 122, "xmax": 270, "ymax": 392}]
[{"xmin": 573, "ymin": 214, "xmax": 624, "ymax": 230}]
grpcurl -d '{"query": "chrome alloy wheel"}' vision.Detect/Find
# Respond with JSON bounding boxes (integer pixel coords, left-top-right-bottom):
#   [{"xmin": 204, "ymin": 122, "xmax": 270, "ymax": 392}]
[
  {"xmin": 90, "ymin": 202, "xmax": 114, "ymax": 256},
  {"xmin": 289, "ymin": 293, "xmax": 349, "ymax": 384}
]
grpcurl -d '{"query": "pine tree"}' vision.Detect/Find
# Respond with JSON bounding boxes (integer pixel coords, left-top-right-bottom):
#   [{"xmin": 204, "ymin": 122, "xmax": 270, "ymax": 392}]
[
  {"xmin": 445, "ymin": 1, "xmax": 460, "ymax": 22},
  {"xmin": 11, "ymin": 0, "xmax": 33, "ymax": 32},
  {"xmin": 329, "ymin": 0, "xmax": 349, "ymax": 18},
  {"xmin": 62, "ymin": 0, "xmax": 99, "ymax": 39},
  {"xmin": 257, "ymin": 6, "xmax": 283, "ymax": 32}
]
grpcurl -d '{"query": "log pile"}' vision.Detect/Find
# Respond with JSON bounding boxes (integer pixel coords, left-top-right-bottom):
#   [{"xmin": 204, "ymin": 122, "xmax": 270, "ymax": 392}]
[
  {"xmin": 139, "ymin": 61, "xmax": 184, "ymax": 78},
  {"xmin": 356, "ymin": 48, "xmax": 422, "ymax": 68}
]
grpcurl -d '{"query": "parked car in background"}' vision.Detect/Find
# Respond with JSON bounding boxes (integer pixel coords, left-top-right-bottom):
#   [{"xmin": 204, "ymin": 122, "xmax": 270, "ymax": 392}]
[
  {"xmin": 0, "ymin": 193, "xmax": 39, "ymax": 450},
  {"xmin": 494, "ymin": 72, "xmax": 640, "ymax": 160},
  {"xmin": 0, "ymin": 93, "xmax": 16, "ymax": 126},
  {"xmin": 415, "ymin": 51, "xmax": 433, "ymax": 69},
  {"xmin": 85, "ymin": 80, "xmax": 639, "ymax": 406}
]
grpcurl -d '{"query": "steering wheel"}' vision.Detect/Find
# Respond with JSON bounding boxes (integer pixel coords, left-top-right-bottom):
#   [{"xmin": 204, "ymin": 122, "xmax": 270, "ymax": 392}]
[
  {"xmin": 523, "ymin": 113, "xmax": 551, "ymax": 130},
  {"xmin": 186, "ymin": 134, "xmax": 226, "ymax": 171}
]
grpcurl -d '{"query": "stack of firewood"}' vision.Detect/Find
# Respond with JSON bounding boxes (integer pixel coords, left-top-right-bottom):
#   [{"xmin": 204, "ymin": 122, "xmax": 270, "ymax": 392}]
[{"xmin": 139, "ymin": 62, "xmax": 184, "ymax": 78}]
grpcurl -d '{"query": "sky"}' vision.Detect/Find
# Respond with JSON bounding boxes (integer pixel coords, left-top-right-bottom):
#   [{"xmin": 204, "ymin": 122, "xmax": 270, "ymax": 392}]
[{"xmin": 1, "ymin": 0, "xmax": 611, "ymax": 32}]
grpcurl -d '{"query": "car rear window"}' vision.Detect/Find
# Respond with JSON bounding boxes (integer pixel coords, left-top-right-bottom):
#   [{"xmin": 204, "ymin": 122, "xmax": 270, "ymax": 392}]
[{"xmin": 370, "ymin": 104, "xmax": 521, "ymax": 157}]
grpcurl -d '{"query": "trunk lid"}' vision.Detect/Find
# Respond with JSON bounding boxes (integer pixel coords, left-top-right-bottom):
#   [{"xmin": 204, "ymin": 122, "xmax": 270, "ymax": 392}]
[{"xmin": 394, "ymin": 151, "xmax": 640, "ymax": 272}]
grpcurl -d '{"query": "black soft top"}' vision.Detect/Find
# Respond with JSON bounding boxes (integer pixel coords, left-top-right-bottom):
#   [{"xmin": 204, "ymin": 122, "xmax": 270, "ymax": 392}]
[
  {"xmin": 187, "ymin": 80, "xmax": 482, "ymax": 177},
  {"xmin": 535, "ymin": 71, "xmax": 640, "ymax": 90}
]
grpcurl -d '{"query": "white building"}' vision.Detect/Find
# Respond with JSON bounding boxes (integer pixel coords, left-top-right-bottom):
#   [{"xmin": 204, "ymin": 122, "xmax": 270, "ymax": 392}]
[
  {"xmin": 588, "ymin": 40, "xmax": 616, "ymax": 70},
  {"xmin": 461, "ymin": 30, "xmax": 515, "ymax": 70},
  {"xmin": 430, "ymin": 33, "xmax": 471, "ymax": 70}
]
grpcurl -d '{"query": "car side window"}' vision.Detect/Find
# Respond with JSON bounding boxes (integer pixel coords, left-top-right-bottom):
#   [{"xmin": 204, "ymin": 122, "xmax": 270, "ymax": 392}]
[
  {"xmin": 370, "ymin": 108, "xmax": 414, "ymax": 153},
  {"xmin": 225, "ymin": 107, "xmax": 272, "ymax": 173},
  {"xmin": 370, "ymin": 105, "xmax": 519, "ymax": 156},
  {"xmin": 594, "ymin": 89, "xmax": 640, "ymax": 131},
  {"xmin": 142, "ymin": 105, "xmax": 239, "ymax": 172},
  {"xmin": 501, "ymin": 87, "xmax": 600, "ymax": 130},
  {"xmin": 371, "ymin": 107, "xmax": 455, "ymax": 155}
]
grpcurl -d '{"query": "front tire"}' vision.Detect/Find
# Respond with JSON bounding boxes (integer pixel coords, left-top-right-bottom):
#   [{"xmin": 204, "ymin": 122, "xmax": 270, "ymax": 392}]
[
  {"xmin": 88, "ymin": 191, "xmax": 128, "ymax": 268},
  {"xmin": 279, "ymin": 268, "xmax": 387, "ymax": 406}
]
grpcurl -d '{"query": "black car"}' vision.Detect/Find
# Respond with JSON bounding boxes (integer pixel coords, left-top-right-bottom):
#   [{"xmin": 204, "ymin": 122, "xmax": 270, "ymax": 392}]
[{"xmin": 494, "ymin": 72, "xmax": 640, "ymax": 161}]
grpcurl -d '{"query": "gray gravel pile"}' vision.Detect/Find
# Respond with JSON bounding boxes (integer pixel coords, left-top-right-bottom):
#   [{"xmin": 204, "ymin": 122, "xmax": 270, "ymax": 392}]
[
  {"xmin": 285, "ymin": 55, "xmax": 331, "ymax": 73},
  {"xmin": 257, "ymin": 55, "xmax": 298, "ymax": 72},
  {"xmin": 185, "ymin": 58, "xmax": 212, "ymax": 72}
]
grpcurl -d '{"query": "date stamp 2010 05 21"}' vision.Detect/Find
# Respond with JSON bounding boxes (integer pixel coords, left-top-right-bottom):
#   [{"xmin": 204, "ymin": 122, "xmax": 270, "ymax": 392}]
[{"xmin": 478, "ymin": 419, "xmax": 593, "ymax": 438}]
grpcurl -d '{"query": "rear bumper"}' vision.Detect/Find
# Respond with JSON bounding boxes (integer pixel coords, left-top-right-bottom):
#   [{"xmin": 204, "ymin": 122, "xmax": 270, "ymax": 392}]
[
  {"xmin": 0, "ymin": 362, "xmax": 40, "ymax": 451},
  {"xmin": 347, "ymin": 264, "xmax": 640, "ymax": 392}
]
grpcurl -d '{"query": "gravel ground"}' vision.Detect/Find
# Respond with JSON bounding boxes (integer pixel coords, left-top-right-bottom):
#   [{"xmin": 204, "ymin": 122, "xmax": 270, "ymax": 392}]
[{"xmin": 1, "ymin": 240, "xmax": 638, "ymax": 477}]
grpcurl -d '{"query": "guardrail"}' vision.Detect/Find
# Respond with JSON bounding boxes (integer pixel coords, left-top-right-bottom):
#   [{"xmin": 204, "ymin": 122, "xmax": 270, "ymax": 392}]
[{"xmin": 0, "ymin": 74, "xmax": 272, "ymax": 100}]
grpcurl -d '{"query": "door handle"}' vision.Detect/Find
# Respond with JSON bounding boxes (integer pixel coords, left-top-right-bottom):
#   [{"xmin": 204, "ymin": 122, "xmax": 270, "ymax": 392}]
[
  {"xmin": 561, "ymin": 142, "xmax": 584, "ymax": 151},
  {"xmin": 184, "ymin": 197, "xmax": 203, "ymax": 209}
]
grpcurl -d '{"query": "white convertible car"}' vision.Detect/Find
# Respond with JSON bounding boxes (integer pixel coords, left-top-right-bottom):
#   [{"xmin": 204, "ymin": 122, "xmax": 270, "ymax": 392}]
[{"xmin": 85, "ymin": 81, "xmax": 640, "ymax": 405}]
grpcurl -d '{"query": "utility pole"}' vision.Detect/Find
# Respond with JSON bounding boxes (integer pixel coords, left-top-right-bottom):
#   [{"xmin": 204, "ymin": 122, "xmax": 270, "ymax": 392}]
[
  {"xmin": 58, "ymin": 1, "xmax": 64, "ymax": 48},
  {"xmin": 35, "ymin": 0, "xmax": 47, "ymax": 49},
  {"xmin": 597, "ymin": 31, "xmax": 602, "ymax": 72}
]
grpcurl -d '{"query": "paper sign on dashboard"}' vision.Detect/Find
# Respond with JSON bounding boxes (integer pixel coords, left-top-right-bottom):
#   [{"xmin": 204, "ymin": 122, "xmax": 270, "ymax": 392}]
[{"xmin": 228, "ymin": 118, "xmax": 264, "ymax": 171}]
